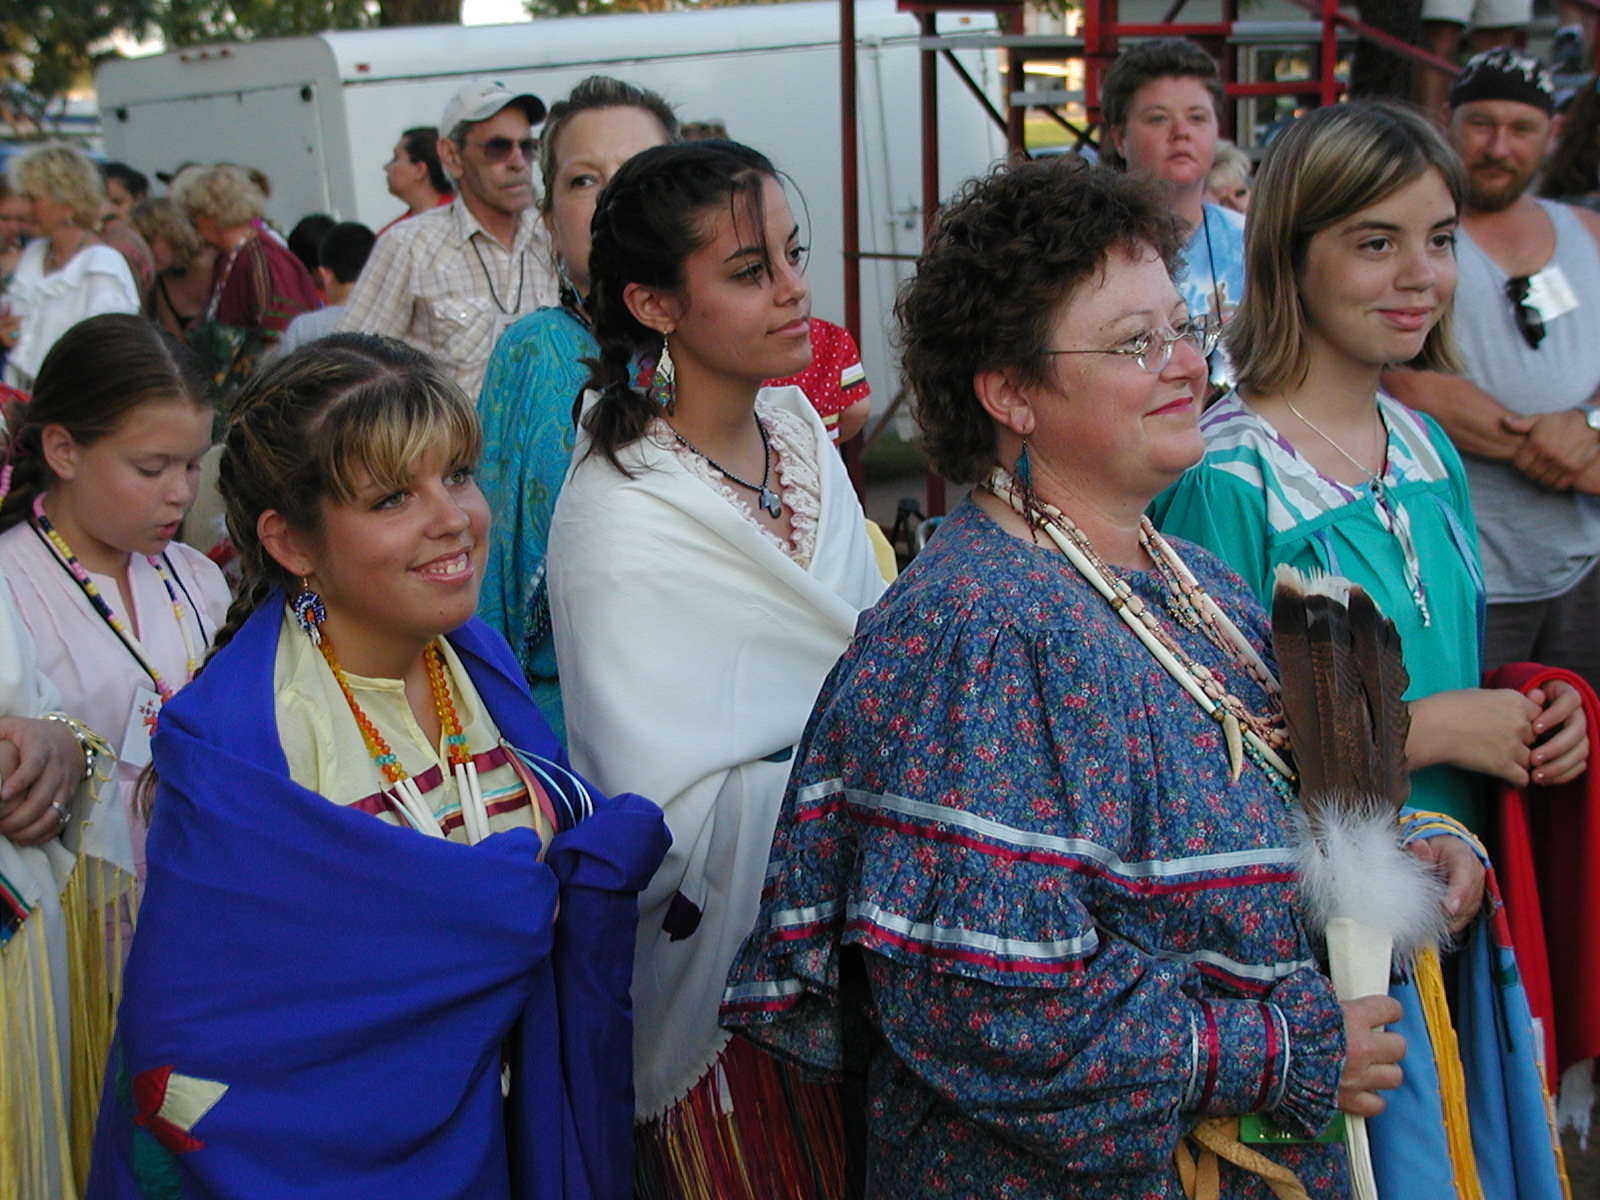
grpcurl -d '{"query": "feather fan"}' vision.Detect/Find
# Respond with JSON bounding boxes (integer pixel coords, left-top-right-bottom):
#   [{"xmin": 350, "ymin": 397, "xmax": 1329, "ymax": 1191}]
[{"xmin": 1270, "ymin": 566, "xmax": 1450, "ymax": 1200}]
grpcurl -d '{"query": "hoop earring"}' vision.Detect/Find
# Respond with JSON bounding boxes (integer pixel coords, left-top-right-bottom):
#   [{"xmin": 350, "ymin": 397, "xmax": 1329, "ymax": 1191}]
[
  {"xmin": 649, "ymin": 340, "xmax": 676, "ymax": 410},
  {"xmin": 291, "ymin": 578, "xmax": 326, "ymax": 646}
]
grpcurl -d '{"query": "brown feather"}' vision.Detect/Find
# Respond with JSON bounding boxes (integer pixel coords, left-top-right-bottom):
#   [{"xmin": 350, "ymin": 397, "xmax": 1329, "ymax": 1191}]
[
  {"xmin": 1270, "ymin": 568, "xmax": 1412, "ymax": 814},
  {"xmin": 1347, "ymin": 585, "xmax": 1412, "ymax": 809}
]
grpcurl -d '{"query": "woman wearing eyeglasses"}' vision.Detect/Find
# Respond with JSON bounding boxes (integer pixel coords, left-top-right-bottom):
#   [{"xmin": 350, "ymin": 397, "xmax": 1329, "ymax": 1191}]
[
  {"xmin": 724, "ymin": 157, "xmax": 1414, "ymax": 1198},
  {"xmin": 1152, "ymin": 101, "xmax": 1587, "ymax": 833}
]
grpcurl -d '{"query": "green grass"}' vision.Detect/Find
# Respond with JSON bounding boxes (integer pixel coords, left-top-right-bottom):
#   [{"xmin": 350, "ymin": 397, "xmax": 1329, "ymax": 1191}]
[{"xmin": 863, "ymin": 430, "xmax": 928, "ymax": 481}]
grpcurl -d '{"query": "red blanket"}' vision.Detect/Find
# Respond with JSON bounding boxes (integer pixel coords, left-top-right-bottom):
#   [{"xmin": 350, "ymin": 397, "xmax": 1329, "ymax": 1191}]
[{"xmin": 1486, "ymin": 662, "xmax": 1600, "ymax": 1077}]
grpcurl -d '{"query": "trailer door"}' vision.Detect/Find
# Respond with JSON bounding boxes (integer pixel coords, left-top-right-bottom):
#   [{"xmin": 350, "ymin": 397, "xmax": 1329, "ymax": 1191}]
[{"xmin": 105, "ymin": 82, "xmax": 333, "ymax": 223}]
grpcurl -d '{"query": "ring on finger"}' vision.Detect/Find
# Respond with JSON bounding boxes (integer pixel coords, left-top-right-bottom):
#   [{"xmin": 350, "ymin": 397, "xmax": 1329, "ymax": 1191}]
[{"xmin": 50, "ymin": 801, "xmax": 71, "ymax": 826}]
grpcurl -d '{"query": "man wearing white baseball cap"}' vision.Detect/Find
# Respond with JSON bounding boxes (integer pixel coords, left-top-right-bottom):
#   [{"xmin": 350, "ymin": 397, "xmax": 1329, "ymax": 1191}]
[{"xmin": 340, "ymin": 78, "xmax": 557, "ymax": 396}]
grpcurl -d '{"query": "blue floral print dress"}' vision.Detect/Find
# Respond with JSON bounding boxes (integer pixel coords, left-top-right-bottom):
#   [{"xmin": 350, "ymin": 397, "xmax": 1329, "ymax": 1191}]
[{"xmin": 722, "ymin": 499, "xmax": 1349, "ymax": 1199}]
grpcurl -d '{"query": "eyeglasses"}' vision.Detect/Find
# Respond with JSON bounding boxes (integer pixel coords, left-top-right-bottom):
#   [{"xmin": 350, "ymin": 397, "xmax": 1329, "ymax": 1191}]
[
  {"xmin": 469, "ymin": 136, "xmax": 537, "ymax": 164},
  {"xmin": 1046, "ymin": 316, "xmax": 1221, "ymax": 374},
  {"xmin": 1504, "ymin": 276, "xmax": 1545, "ymax": 349}
]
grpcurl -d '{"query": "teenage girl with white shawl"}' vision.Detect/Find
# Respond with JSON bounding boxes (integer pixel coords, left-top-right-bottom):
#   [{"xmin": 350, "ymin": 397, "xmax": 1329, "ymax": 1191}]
[{"xmin": 547, "ymin": 140, "xmax": 887, "ymax": 1199}]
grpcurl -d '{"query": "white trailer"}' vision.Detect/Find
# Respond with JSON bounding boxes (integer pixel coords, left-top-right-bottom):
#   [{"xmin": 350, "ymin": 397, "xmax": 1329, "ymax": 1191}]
[{"xmin": 96, "ymin": 0, "xmax": 1006, "ymax": 397}]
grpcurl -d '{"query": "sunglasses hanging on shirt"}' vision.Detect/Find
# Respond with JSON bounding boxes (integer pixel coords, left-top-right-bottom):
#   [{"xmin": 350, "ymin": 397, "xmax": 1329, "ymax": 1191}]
[{"xmin": 1504, "ymin": 275, "xmax": 1546, "ymax": 350}]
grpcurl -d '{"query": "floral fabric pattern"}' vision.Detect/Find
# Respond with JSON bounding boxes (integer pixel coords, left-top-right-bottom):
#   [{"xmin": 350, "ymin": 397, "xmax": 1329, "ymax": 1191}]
[{"xmin": 723, "ymin": 500, "xmax": 1348, "ymax": 1199}]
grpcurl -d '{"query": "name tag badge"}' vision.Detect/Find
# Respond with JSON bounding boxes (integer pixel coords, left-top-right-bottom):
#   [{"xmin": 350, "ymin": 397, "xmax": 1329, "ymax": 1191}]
[
  {"xmin": 119, "ymin": 686, "xmax": 163, "ymax": 772},
  {"xmin": 1526, "ymin": 265, "xmax": 1579, "ymax": 323}
]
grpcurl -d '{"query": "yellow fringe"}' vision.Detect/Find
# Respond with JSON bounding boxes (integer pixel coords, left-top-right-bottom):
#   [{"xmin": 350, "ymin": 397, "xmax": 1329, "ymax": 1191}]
[
  {"xmin": 0, "ymin": 853, "xmax": 135, "ymax": 1200},
  {"xmin": 1413, "ymin": 946, "xmax": 1484, "ymax": 1200},
  {"xmin": 2, "ymin": 887, "xmax": 75, "ymax": 1198},
  {"xmin": 65, "ymin": 857, "xmax": 134, "ymax": 1186}
]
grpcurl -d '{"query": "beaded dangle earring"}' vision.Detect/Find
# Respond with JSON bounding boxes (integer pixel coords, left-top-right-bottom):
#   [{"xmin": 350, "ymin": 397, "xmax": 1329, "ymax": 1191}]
[
  {"xmin": 649, "ymin": 339, "xmax": 676, "ymax": 410},
  {"xmin": 1013, "ymin": 439, "xmax": 1046, "ymax": 539},
  {"xmin": 291, "ymin": 577, "xmax": 327, "ymax": 646}
]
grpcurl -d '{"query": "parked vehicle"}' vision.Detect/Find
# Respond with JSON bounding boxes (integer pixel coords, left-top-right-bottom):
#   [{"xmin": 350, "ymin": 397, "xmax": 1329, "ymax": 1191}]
[{"xmin": 96, "ymin": 0, "xmax": 1006, "ymax": 396}]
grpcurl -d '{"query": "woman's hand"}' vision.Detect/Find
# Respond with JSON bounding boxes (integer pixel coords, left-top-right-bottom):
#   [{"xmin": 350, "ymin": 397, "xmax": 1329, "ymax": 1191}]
[
  {"xmin": 1407, "ymin": 834, "xmax": 1486, "ymax": 934},
  {"xmin": 1337, "ymin": 994, "xmax": 1405, "ymax": 1117},
  {"xmin": 1406, "ymin": 688, "xmax": 1540, "ymax": 786},
  {"xmin": 0, "ymin": 716, "xmax": 81, "ymax": 846},
  {"xmin": 1527, "ymin": 681, "xmax": 1589, "ymax": 786}
]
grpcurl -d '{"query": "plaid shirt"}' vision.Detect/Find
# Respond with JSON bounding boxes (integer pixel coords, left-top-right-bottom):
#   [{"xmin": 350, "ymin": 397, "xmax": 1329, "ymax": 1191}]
[{"xmin": 338, "ymin": 197, "xmax": 557, "ymax": 398}]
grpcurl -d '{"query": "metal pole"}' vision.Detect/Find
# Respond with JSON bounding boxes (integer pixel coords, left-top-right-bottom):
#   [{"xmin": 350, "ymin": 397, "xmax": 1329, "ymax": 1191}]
[
  {"xmin": 840, "ymin": 0, "xmax": 861, "ymax": 343},
  {"xmin": 919, "ymin": 8, "xmax": 946, "ymax": 516},
  {"xmin": 1320, "ymin": 0, "xmax": 1340, "ymax": 107}
]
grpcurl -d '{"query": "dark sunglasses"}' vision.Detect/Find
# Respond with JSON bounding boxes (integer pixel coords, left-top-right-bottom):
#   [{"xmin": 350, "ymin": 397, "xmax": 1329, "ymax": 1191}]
[
  {"xmin": 1504, "ymin": 276, "xmax": 1546, "ymax": 350},
  {"xmin": 470, "ymin": 135, "xmax": 536, "ymax": 164}
]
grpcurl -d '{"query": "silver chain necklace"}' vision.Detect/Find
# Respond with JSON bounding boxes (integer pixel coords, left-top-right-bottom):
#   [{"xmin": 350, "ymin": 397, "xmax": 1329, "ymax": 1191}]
[{"xmin": 1283, "ymin": 397, "xmax": 1385, "ymax": 494}]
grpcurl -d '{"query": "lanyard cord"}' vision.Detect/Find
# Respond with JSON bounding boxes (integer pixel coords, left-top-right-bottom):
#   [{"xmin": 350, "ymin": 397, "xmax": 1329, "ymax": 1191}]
[{"xmin": 469, "ymin": 235, "xmax": 526, "ymax": 315}]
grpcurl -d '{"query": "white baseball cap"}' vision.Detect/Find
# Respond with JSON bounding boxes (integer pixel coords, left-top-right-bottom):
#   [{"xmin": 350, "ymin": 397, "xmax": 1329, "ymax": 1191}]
[{"xmin": 440, "ymin": 78, "xmax": 546, "ymax": 137}]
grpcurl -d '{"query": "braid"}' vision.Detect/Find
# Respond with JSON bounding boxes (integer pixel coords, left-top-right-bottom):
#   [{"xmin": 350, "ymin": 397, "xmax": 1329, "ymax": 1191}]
[
  {"xmin": 201, "ymin": 573, "xmax": 274, "ymax": 667},
  {"xmin": 579, "ymin": 192, "xmax": 660, "ymax": 470},
  {"xmin": 0, "ymin": 423, "xmax": 47, "ymax": 533}
]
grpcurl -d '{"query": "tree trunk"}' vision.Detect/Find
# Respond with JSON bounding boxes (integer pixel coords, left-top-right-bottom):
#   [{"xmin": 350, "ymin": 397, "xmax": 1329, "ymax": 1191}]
[
  {"xmin": 378, "ymin": 0, "xmax": 460, "ymax": 26},
  {"xmin": 1348, "ymin": 0, "xmax": 1423, "ymax": 100}
]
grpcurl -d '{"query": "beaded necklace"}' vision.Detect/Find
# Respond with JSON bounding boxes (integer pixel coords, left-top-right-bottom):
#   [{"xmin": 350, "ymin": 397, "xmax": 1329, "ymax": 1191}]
[
  {"xmin": 315, "ymin": 635, "xmax": 494, "ymax": 842},
  {"xmin": 31, "ymin": 493, "xmax": 197, "ymax": 703},
  {"xmin": 988, "ymin": 468, "xmax": 1295, "ymax": 800}
]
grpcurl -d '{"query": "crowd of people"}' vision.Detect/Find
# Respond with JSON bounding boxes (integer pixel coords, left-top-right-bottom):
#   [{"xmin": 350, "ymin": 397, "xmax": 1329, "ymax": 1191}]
[{"xmin": 0, "ymin": 33, "xmax": 1597, "ymax": 1200}]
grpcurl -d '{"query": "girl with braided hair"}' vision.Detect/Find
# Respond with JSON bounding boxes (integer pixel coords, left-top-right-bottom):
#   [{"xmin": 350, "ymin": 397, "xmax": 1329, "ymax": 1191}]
[
  {"xmin": 87, "ymin": 334, "xmax": 668, "ymax": 1199},
  {"xmin": 546, "ymin": 140, "xmax": 885, "ymax": 1198},
  {"xmin": 0, "ymin": 313, "xmax": 227, "ymax": 908}
]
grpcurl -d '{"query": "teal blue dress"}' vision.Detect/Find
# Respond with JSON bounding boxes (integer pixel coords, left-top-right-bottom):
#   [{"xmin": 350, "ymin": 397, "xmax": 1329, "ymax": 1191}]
[
  {"xmin": 476, "ymin": 303, "xmax": 596, "ymax": 744},
  {"xmin": 1150, "ymin": 390, "xmax": 1489, "ymax": 830}
]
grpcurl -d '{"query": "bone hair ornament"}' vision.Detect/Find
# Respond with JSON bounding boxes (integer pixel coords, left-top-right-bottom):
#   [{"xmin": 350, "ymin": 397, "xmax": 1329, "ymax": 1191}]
[{"xmin": 1270, "ymin": 565, "xmax": 1451, "ymax": 1200}]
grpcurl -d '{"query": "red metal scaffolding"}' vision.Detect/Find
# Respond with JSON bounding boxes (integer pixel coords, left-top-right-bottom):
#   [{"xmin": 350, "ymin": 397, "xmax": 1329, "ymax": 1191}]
[{"xmin": 842, "ymin": 0, "xmax": 1507, "ymax": 517}]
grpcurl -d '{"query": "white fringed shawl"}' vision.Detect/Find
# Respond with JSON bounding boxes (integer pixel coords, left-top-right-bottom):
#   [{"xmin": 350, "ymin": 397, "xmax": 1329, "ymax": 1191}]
[{"xmin": 549, "ymin": 386, "xmax": 887, "ymax": 1119}]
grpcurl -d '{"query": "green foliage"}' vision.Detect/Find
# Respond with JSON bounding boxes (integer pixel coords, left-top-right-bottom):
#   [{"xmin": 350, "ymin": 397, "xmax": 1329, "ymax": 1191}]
[
  {"xmin": 154, "ymin": 0, "xmax": 380, "ymax": 46},
  {"xmin": 1, "ymin": 0, "xmax": 463, "ymax": 127},
  {"xmin": 521, "ymin": 0, "xmax": 794, "ymax": 21},
  {"xmin": 1, "ymin": 0, "xmax": 157, "ymax": 126}
]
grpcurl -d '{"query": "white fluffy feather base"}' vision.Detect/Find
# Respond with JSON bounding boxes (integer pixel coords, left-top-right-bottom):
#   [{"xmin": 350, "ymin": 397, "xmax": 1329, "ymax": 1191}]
[
  {"xmin": 1292, "ymin": 795, "xmax": 1452, "ymax": 958},
  {"xmin": 1294, "ymin": 799, "xmax": 1448, "ymax": 1200}
]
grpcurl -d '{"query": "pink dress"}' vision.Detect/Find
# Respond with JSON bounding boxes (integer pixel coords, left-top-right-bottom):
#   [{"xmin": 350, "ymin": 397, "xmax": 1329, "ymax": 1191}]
[{"xmin": 0, "ymin": 522, "xmax": 230, "ymax": 890}]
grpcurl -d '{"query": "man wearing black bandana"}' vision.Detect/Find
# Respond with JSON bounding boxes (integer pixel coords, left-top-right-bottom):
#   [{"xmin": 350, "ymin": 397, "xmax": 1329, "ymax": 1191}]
[{"xmin": 1386, "ymin": 47, "xmax": 1600, "ymax": 696}]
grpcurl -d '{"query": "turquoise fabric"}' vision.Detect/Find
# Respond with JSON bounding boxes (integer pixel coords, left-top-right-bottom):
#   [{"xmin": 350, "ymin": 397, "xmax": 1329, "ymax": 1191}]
[
  {"xmin": 476, "ymin": 304, "xmax": 596, "ymax": 745},
  {"xmin": 1151, "ymin": 391, "xmax": 1489, "ymax": 830}
]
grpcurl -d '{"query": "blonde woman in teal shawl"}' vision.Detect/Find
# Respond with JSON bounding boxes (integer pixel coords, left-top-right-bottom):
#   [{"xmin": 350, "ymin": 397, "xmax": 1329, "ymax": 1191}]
[
  {"xmin": 1152, "ymin": 101, "xmax": 1586, "ymax": 831},
  {"xmin": 476, "ymin": 77, "xmax": 677, "ymax": 741}
]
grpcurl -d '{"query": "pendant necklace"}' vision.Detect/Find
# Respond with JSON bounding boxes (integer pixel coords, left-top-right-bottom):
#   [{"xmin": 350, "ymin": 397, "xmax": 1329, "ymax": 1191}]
[
  {"xmin": 1283, "ymin": 397, "xmax": 1385, "ymax": 495},
  {"xmin": 669, "ymin": 412, "xmax": 783, "ymax": 518},
  {"xmin": 988, "ymin": 467, "xmax": 1295, "ymax": 798},
  {"xmin": 1281, "ymin": 397, "xmax": 1432, "ymax": 626}
]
